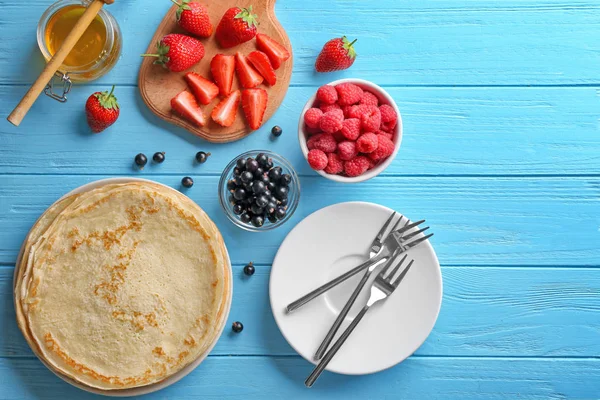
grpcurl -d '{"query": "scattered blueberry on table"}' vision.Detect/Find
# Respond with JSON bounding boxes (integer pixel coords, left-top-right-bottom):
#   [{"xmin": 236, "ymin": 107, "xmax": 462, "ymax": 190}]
[
  {"xmin": 232, "ymin": 321, "xmax": 244, "ymax": 333},
  {"xmin": 153, "ymin": 152, "xmax": 165, "ymax": 163},
  {"xmin": 271, "ymin": 125, "xmax": 282, "ymax": 137},
  {"xmin": 134, "ymin": 153, "xmax": 147, "ymax": 169},
  {"xmin": 243, "ymin": 262, "xmax": 255, "ymax": 276},
  {"xmin": 181, "ymin": 176, "xmax": 194, "ymax": 188},
  {"xmin": 195, "ymin": 151, "xmax": 211, "ymax": 164}
]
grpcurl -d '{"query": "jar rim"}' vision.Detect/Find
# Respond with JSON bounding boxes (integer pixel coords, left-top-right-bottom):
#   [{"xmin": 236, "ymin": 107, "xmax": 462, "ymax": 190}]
[{"xmin": 36, "ymin": 0, "xmax": 116, "ymax": 75}]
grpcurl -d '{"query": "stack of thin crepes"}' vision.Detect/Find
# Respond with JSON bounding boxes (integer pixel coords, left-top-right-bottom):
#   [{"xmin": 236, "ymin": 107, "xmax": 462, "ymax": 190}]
[{"xmin": 14, "ymin": 181, "xmax": 231, "ymax": 392}]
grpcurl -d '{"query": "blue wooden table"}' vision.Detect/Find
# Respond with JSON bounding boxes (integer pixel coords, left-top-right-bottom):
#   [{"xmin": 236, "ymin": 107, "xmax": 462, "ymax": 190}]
[{"xmin": 1, "ymin": 0, "xmax": 600, "ymax": 398}]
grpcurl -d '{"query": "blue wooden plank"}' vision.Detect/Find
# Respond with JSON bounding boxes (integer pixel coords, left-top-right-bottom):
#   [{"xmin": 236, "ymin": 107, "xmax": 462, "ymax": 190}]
[
  {"xmin": 1, "ymin": 0, "xmax": 599, "ymax": 86},
  {"xmin": 0, "ymin": 356, "xmax": 598, "ymax": 399},
  {"xmin": 1, "ymin": 85, "xmax": 599, "ymax": 176},
  {"xmin": 0, "ymin": 175, "xmax": 599, "ymax": 266},
  {"xmin": 2, "ymin": 266, "xmax": 599, "ymax": 358}
]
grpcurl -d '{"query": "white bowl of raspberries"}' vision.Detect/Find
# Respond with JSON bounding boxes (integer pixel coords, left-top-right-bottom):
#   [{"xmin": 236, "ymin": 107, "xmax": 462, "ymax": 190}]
[{"xmin": 298, "ymin": 78, "xmax": 402, "ymax": 182}]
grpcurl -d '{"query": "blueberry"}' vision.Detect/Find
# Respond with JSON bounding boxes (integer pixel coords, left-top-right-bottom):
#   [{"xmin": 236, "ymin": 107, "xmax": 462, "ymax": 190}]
[
  {"xmin": 153, "ymin": 152, "xmax": 165, "ymax": 163},
  {"xmin": 267, "ymin": 181, "xmax": 276, "ymax": 192},
  {"xmin": 248, "ymin": 195, "xmax": 257, "ymax": 205},
  {"xmin": 240, "ymin": 212, "xmax": 251, "ymax": 223},
  {"xmin": 240, "ymin": 171, "xmax": 254, "ymax": 183},
  {"xmin": 195, "ymin": 151, "xmax": 210, "ymax": 163},
  {"xmin": 232, "ymin": 321, "xmax": 244, "ymax": 333},
  {"xmin": 233, "ymin": 167, "xmax": 242, "ymax": 176},
  {"xmin": 266, "ymin": 202, "xmax": 277, "ymax": 215},
  {"xmin": 246, "ymin": 158, "xmax": 259, "ymax": 173},
  {"xmin": 271, "ymin": 125, "xmax": 282, "ymax": 137},
  {"xmin": 274, "ymin": 186, "xmax": 288, "ymax": 200},
  {"xmin": 263, "ymin": 189, "xmax": 272, "ymax": 198},
  {"xmin": 250, "ymin": 204, "xmax": 264, "ymax": 215},
  {"xmin": 236, "ymin": 158, "xmax": 246, "ymax": 169},
  {"xmin": 268, "ymin": 215, "xmax": 278, "ymax": 223},
  {"xmin": 243, "ymin": 262, "xmax": 255, "ymax": 276},
  {"xmin": 268, "ymin": 167, "xmax": 282, "ymax": 183},
  {"xmin": 254, "ymin": 167, "xmax": 264, "ymax": 179},
  {"xmin": 256, "ymin": 195, "xmax": 269, "ymax": 208},
  {"xmin": 233, "ymin": 188, "xmax": 247, "ymax": 200},
  {"xmin": 181, "ymin": 177, "xmax": 194, "ymax": 188},
  {"xmin": 279, "ymin": 197, "xmax": 289, "ymax": 207},
  {"xmin": 260, "ymin": 175, "xmax": 270, "ymax": 185},
  {"xmin": 243, "ymin": 182, "xmax": 254, "ymax": 192},
  {"xmin": 256, "ymin": 153, "xmax": 268, "ymax": 166},
  {"xmin": 233, "ymin": 204, "xmax": 243, "ymax": 215},
  {"xmin": 251, "ymin": 215, "xmax": 264, "ymax": 227},
  {"xmin": 280, "ymin": 174, "xmax": 292, "ymax": 186},
  {"xmin": 227, "ymin": 180, "xmax": 237, "ymax": 191},
  {"xmin": 134, "ymin": 153, "xmax": 147, "ymax": 168},
  {"xmin": 275, "ymin": 207, "xmax": 287, "ymax": 220},
  {"xmin": 264, "ymin": 158, "xmax": 274, "ymax": 169},
  {"xmin": 252, "ymin": 180, "xmax": 266, "ymax": 194}
]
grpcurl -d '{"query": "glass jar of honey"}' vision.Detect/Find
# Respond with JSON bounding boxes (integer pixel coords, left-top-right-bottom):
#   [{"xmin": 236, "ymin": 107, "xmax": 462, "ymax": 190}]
[{"xmin": 36, "ymin": 0, "xmax": 122, "ymax": 100}]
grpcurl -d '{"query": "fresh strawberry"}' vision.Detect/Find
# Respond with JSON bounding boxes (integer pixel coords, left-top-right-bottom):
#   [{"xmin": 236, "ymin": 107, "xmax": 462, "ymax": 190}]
[
  {"xmin": 210, "ymin": 54, "xmax": 235, "ymax": 96},
  {"xmin": 184, "ymin": 72, "xmax": 219, "ymax": 105},
  {"xmin": 241, "ymin": 88, "xmax": 267, "ymax": 130},
  {"xmin": 315, "ymin": 36, "xmax": 357, "ymax": 73},
  {"xmin": 85, "ymin": 85, "xmax": 119, "ymax": 133},
  {"xmin": 142, "ymin": 33, "xmax": 204, "ymax": 72},
  {"xmin": 246, "ymin": 51, "xmax": 276, "ymax": 86},
  {"xmin": 235, "ymin": 52, "xmax": 263, "ymax": 88},
  {"xmin": 171, "ymin": 90, "xmax": 206, "ymax": 127},
  {"xmin": 211, "ymin": 90, "xmax": 241, "ymax": 127},
  {"xmin": 172, "ymin": 0, "xmax": 212, "ymax": 38},
  {"xmin": 215, "ymin": 6, "xmax": 258, "ymax": 48},
  {"xmin": 255, "ymin": 33, "xmax": 290, "ymax": 70}
]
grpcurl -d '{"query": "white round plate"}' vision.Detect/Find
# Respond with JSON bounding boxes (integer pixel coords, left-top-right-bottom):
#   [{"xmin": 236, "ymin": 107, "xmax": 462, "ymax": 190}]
[
  {"xmin": 269, "ymin": 202, "xmax": 442, "ymax": 375},
  {"xmin": 13, "ymin": 177, "xmax": 233, "ymax": 396}
]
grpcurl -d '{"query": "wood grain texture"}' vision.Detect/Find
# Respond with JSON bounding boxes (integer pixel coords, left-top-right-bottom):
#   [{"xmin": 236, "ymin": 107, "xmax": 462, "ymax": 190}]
[
  {"xmin": 0, "ymin": 175, "xmax": 599, "ymax": 266},
  {"xmin": 1, "ymin": 266, "xmax": 599, "ymax": 358},
  {"xmin": 1, "ymin": 85, "xmax": 599, "ymax": 176},
  {"xmin": 138, "ymin": 0, "xmax": 293, "ymax": 142},
  {"xmin": 2, "ymin": 0, "xmax": 599, "ymax": 86}
]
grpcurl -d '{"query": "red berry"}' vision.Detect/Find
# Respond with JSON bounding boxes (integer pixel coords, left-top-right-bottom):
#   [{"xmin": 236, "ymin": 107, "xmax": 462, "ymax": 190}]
[
  {"xmin": 377, "ymin": 130, "xmax": 394, "ymax": 141},
  {"xmin": 319, "ymin": 103, "xmax": 341, "ymax": 113},
  {"xmin": 306, "ymin": 133, "xmax": 323, "ymax": 150},
  {"xmin": 319, "ymin": 111, "xmax": 343, "ymax": 133},
  {"xmin": 379, "ymin": 104, "xmax": 398, "ymax": 131},
  {"xmin": 361, "ymin": 105, "xmax": 381, "ymax": 132},
  {"xmin": 304, "ymin": 108, "xmax": 324, "ymax": 129},
  {"xmin": 335, "ymin": 83, "xmax": 363, "ymax": 106},
  {"xmin": 324, "ymin": 153, "xmax": 344, "ymax": 174},
  {"xmin": 346, "ymin": 104, "xmax": 369, "ymax": 120},
  {"xmin": 315, "ymin": 36, "xmax": 357, "ymax": 73},
  {"xmin": 216, "ymin": 7, "xmax": 258, "ymax": 48},
  {"xmin": 340, "ymin": 118, "xmax": 361, "ymax": 141},
  {"xmin": 256, "ymin": 33, "xmax": 290, "ymax": 70},
  {"xmin": 85, "ymin": 86, "xmax": 119, "ymax": 133},
  {"xmin": 360, "ymin": 91, "xmax": 379, "ymax": 106},
  {"xmin": 368, "ymin": 135, "xmax": 395, "ymax": 161},
  {"xmin": 142, "ymin": 33, "xmax": 204, "ymax": 72},
  {"xmin": 313, "ymin": 133, "xmax": 337, "ymax": 153},
  {"xmin": 307, "ymin": 149, "xmax": 328, "ymax": 170},
  {"xmin": 174, "ymin": 1, "xmax": 213, "ymax": 38},
  {"xmin": 316, "ymin": 85, "xmax": 338, "ymax": 104},
  {"xmin": 344, "ymin": 156, "xmax": 370, "ymax": 177},
  {"xmin": 337, "ymin": 141, "xmax": 358, "ymax": 161},
  {"xmin": 332, "ymin": 130, "xmax": 346, "ymax": 142},
  {"xmin": 305, "ymin": 125, "xmax": 323, "ymax": 135},
  {"xmin": 356, "ymin": 132, "xmax": 379, "ymax": 153}
]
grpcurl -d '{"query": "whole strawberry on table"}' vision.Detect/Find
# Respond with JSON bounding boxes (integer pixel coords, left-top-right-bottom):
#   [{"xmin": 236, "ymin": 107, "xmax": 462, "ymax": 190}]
[{"xmin": 85, "ymin": 86, "xmax": 120, "ymax": 133}]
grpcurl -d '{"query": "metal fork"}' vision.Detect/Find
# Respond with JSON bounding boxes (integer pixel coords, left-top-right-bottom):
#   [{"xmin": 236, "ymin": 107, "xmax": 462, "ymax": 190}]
[
  {"xmin": 286, "ymin": 217, "xmax": 431, "ymax": 313},
  {"xmin": 305, "ymin": 256, "xmax": 415, "ymax": 387},
  {"xmin": 312, "ymin": 214, "xmax": 410, "ymax": 360}
]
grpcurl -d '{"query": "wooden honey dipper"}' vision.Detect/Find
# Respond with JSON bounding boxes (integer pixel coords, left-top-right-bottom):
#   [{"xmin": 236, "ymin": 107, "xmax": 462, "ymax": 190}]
[{"xmin": 7, "ymin": 0, "xmax": 114, "ymax": 127}]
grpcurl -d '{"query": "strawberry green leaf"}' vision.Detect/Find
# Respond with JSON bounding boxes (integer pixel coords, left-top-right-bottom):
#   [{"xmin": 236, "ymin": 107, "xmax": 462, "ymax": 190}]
[
  {"xmin": 342, "ymin": 36, "xmax": 357, "ymax": 59},
  {"xmin": 234, "ymin": 6, "xmax": 259, "ymax": 28},
  {"xmin": 94, "ymin": 86, "xmax": 119, "ymax": 110}
]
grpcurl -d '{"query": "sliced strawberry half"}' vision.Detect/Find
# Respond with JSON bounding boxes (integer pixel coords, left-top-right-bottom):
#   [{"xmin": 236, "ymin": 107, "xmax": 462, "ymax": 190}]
[
  {"xmin": 210, "ymin": 54, "xmax": 235, "ymax": 96},
  {"xmin": 235, "ymin": 52, "xmax": 264, "ymax": 89},
  {"xmin": 241, "ymin": 88, "xmax": 268, "ymax": 130},
  {"xmin": 171, "ymin": 91, "xmax": 206, "ymax": 127},
  {"xmin": 211, "ymin": 90, "xmax": 241, "ymax": 127},
  {"xmin": 256, "ymin": 33, "xmax": 290, "ymax": 70},
  {"xmin": 184, "ymin": 72, "xmax": 219, "ymax": 105},
  {"xmin": 247, "ymin": 51, "xmax": 276, "ymax": 86}
]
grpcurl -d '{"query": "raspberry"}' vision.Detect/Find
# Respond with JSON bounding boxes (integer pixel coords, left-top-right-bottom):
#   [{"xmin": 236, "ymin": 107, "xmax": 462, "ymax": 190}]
[
  {"xmin": 330, "ymin": 108, "xmax": 344, "ymax": 121},
  {"xmin": 304, "ymin": 108, "xmax": 323, "ymax": 129},
  {"xmin": 379, "ymin": 104, "xmax": 398, "ymax": 131},
  {"xmin": 316, "ymin": 85, "xmax": 338, "ymax": 105},
  {"xmin": 305, "ymin": 125, "xmax": 322, "ymax": 135},
  {"xmin": 361, "ymin": 106, "xmax": 381, "ymax": 132},
  {"xmin": 368, "ymin": 135, "xmax": 395, "ymax": 161},
  {"xmin": 319, "ymin": 111, "xmax": 344, "ymax": 133},
  {"xmin": 367, "ymin": 158, "xmax": 377, "ymax": 170},
  {"xmin": 377, "ymin": 130, "xmax": 394, "ymax": 141},
  {"xmin": 332, "ymin": 131, "xmax": 346, "ymax": 142},
  {"xmin": 306, "ymin": 133, "xmax": 323, "ymax": 150},
  {"xmin": 344, "ymin": 156, "xmax": 370, "ymax": 177},
  {"xmin": 335, "ymin": 83, "xmax": 363, "ymax": 106},
  {"xmin": 313, "ymin": 133, "xmax": 337, "ymax": 153},
  {"xmin": 342, "ymin": 105, "xmax": 354, "ymax": 118},
  {"xmin": 360, "ymin": 91, "xmax": 379, "ymax": 106},
  {"xmin": 340, "ymin": 118, "xmax": 361, "ymax": 140},
  {"xmin": 346, "ymin": 104, "xmax": 369, "ymax": 120},
  {"xmin": 320, "ymin": 103, "xmax": 341, "ymax": 113},
  {"xmin": 307, "ymin": 149, "xmax": 328, "ymax": 170},
  {"xmin": 356, "ymin": 132, "xmax": 379, "ymax": 153},
  {"xmin": 337, "ymin": 141, "xmax": 358, "ymax": 161},
  {"xmin": 324, "ymin": 153, "xmax": 344, "ymax": 174}
]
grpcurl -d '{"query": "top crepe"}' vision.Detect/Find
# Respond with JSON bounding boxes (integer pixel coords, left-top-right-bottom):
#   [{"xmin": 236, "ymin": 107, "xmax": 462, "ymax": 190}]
[{"xmin": 16, "ymin": 182, "xmax": 230, "ymax": 390}]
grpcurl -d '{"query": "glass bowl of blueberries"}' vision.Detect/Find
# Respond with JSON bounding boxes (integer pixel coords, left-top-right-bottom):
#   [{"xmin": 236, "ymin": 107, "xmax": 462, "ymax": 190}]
[{"xmin": 219, "ymin": 150, "xmax": 300, "ymax": 231}]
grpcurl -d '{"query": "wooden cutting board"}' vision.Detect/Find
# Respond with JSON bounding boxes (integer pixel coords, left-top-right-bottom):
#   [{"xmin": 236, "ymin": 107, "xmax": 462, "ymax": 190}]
[{"xmin": 138, "ymin": 0, "xmax": 293, "ymax": 143}]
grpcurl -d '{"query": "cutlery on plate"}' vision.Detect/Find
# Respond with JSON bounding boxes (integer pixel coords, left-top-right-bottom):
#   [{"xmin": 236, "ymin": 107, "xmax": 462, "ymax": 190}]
[
  {"xmin": 312, "ymin": 212, "xmax": 409, "ymax": 360},
  {"xmin": 305, "ymin": 256, "xmax": 415, "ymax": 387},
  {"xmin": 286, "ymin": 214, "xmax": 432, "ymax": 314}
]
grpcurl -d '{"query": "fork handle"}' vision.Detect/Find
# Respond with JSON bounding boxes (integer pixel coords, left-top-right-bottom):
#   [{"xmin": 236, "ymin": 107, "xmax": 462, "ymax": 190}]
[
  {"xmin": 305, "ymin": 305, "xmax": 370, "ymax": 388},
  {"xmin": 286, "ymin": 254, "xmax": 385, "ymax": 313},
  {"xmin": 314, "ymin": 270, "xmax": 371, "ymax": 360}
]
